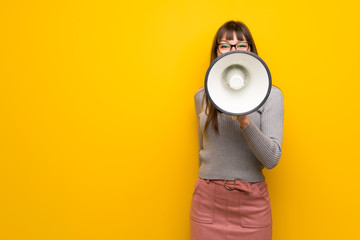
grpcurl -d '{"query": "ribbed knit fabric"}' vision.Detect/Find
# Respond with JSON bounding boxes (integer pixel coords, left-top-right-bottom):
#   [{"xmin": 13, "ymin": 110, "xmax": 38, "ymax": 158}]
[{"xmin": 194, "ymin": 86, "xmax": 284, "ymax": 182}]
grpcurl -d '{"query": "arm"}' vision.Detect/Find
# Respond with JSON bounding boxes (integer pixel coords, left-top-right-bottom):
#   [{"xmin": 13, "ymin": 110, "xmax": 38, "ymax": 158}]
[
  {"xmin": 240, "ymin": 88, "xmax": 284, "ymax": 169},
  {"xmin": 194, "ymin": 88, "xmax": 205, "ymax": 167}
]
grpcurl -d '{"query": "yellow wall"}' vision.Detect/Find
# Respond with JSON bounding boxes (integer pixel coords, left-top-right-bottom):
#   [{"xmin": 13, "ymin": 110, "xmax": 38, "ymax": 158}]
[{"xmin": 1, "ymin": 0, "xmax": 359, "ymax": 239}]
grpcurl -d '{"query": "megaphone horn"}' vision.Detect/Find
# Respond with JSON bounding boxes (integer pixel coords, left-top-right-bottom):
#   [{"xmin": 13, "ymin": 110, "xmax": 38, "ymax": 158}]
[{"xmin": 204, "ymin": 50, "xmax": 272, "ymax": 116}]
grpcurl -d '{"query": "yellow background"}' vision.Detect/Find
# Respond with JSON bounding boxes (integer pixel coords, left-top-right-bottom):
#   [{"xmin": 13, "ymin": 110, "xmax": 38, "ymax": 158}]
[{"xmin": 1, "ymin": 0, "xmax": 359, "ymax": 239}]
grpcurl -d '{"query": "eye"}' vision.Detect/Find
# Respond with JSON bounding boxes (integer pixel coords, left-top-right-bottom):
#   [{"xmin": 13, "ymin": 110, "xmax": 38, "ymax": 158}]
[
  {"xmin": 236, "ymin": 43, "xmax": 248, "ymax": 48},
  {"xmin": 220, "ymin": 44, "xmax": 230, "ymax": 49}
]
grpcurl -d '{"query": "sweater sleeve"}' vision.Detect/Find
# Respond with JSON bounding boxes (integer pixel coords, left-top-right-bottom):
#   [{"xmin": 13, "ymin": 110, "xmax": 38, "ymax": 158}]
[
  {"xmin": 241, "ymin": 87, "xmax": 284, "ymax": 169},
  {"xmin": 194, "ymin": 88, "xmax": 205, "ymax": 167}
]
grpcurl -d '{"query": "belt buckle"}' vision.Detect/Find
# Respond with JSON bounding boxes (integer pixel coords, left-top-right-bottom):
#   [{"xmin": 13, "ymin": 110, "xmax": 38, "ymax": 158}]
[{"xmin": 224, "ymin": 179, "xmax": 236, "ymax": 191}]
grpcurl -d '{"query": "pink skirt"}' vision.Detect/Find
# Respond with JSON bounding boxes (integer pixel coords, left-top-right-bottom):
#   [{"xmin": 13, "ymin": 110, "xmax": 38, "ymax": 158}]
[{"xmin": 190, "ymin": 178, "xmax": 272, "ymax": 240}]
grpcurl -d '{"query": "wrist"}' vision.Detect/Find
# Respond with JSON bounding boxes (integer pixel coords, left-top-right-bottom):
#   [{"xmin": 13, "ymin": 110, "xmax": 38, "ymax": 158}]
[{"xmin": 237, "ymin": 116, "xmax": 250, "ymax": 129}]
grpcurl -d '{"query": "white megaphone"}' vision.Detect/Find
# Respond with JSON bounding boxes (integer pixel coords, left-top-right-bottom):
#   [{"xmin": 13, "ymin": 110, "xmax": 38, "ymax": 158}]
[{"xmin": 204, "ymin": 50, "xmax": 272, "ymax": 116}]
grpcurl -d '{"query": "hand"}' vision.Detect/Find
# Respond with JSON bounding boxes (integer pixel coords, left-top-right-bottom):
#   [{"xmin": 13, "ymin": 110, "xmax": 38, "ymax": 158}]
[{"xmin": 236, "ymin": 115, "xmax": 250, "ymax": 129}]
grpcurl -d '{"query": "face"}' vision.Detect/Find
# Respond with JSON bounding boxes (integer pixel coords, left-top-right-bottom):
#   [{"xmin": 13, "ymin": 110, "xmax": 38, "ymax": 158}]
[{"xmin": 217, "ymin": 32, "xmax": 250, "ymax": 57}]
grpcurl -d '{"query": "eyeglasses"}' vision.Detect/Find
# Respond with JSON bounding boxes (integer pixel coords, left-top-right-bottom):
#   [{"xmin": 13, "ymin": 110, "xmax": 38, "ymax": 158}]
[{"xmin": 217, "ymin": 42, "xmax": 251, "ymax": 53}]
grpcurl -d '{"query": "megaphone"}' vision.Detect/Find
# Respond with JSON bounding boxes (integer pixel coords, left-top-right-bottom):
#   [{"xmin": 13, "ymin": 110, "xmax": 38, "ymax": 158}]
[{"xmin": 204, "ymin": 50, "xmax": 272, "ymax": 116}]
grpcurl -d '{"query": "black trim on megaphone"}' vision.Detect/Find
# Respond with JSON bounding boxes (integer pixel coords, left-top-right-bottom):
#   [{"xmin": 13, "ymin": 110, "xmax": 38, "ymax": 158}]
[{"xmin": 204, "ymin": 50, "xmax": 272, "ymax": 116}]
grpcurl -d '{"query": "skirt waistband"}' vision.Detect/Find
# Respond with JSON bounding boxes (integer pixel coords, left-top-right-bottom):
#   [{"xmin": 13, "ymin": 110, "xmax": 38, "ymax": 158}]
[{"xmin": 199, "ymin": 177, "xmax": 266, "ymax": 192}]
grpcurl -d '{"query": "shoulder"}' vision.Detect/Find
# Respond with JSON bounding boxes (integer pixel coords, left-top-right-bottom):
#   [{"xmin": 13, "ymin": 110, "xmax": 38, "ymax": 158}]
[
  {"xmin": 194, "ymin": 87, "xmax": 205, "ymax": 97},
  {"xmin": 270, "ymin": 85, "xmax": 283, "ymax": 98},
  {"xmin": 268, "ymin": 85, "xmax": 284, "ymax": 103},
  {"xmin": 261, "ymin": 85, "xmax": 284, "ymax": 111},
  {"xmin": 194, "ymin": 87, "xmax": 205, "ymax": 102},
  {"xmin": 194, "ymin": 87, "xmax": 205, "ymax": 112}
]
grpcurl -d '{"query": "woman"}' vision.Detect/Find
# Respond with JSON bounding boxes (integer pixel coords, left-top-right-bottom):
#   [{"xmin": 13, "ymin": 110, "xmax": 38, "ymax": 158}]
[{"xmin": 191, "ymin": 20, "xmax": 284, "ymax": 240}]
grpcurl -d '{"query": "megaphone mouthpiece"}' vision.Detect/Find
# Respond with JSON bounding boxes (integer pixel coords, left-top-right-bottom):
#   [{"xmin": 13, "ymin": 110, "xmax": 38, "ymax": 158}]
[{"xmin": 223, "ymin": 65, "xmax": 248, "ymax": 90}]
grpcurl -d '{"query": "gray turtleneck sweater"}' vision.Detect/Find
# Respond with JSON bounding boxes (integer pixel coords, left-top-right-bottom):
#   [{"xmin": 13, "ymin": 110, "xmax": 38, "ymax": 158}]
[{"xmin": 195, "ymin": 86, "xmax": 284, "ymax": 182}]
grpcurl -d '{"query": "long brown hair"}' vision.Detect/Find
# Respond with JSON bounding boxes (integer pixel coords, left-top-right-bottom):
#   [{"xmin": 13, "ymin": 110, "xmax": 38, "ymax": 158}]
[{"xmin": 203, "ymin": 20, "xmax": 258, "ymax": 134}]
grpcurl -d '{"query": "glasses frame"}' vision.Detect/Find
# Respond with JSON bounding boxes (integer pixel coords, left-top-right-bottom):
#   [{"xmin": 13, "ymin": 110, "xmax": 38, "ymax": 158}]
[{"xmin": 217, "ymin": 41, "xmax": 252, "ymax": 53}]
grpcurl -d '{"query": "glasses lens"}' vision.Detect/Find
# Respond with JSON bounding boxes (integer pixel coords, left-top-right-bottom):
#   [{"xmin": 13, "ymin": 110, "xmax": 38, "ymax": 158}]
[
  {"xmin": 236, "ymin": 42, "xmax": 249, "ymax": 50},
  {"xmin": 218, "ymin": 44, "xmax": 231, "ymax": 53}
]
